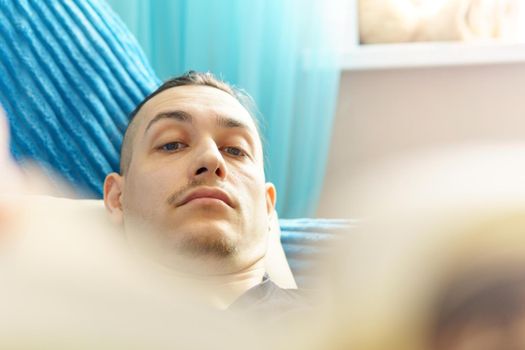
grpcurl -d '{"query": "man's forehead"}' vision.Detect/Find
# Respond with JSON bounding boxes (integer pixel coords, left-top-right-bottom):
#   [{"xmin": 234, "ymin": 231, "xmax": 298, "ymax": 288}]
[{"xmin": 137, "ymin": 85, "xmax": 257, "ymax": 132}]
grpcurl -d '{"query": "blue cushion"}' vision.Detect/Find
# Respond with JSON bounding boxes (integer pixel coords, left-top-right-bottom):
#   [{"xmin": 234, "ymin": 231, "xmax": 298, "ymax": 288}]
[
  {"xmin": 0, "ymin": 0, "xmax": 160, "ymax": 197},
  {"xmin": 280, "ymin": 218, "xmax": 354, "ymax": 288}
]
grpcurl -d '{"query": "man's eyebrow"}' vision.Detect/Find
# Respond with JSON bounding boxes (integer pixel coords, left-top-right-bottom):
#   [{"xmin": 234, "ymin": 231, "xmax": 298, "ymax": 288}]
[
  {"xmin": 216, "ymin": 114, "xmax": 248, "ymax": 129},
  {"xmin": 144, "ymin": 110, "xmax": 192, "ymax": 135}
]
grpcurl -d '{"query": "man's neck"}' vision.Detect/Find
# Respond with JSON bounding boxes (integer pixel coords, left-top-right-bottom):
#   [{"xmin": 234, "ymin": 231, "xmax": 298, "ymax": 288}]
[
  {"xmin": 137, "ymin": 253, "xmax": 267, "ymax": 309},
  {"xmin": 203, "ymin": 262, "xmax": 266, "ymax": 309}
]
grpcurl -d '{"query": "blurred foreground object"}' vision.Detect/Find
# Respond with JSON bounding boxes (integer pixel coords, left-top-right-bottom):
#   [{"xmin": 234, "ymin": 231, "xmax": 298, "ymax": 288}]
[
  {"xmin": 359, "ymin": 0, "xmax": 523, "ymax": 43},
  {"xmin": 0, "ymin": 106, "xmax": 65, "ymax": 235},
  {"xmin": 317, "ymin": 143, "xmax": 525, "ymax": 349},
  {"xmin": 0, "ymin": 196, "xmax": 270, "ymax": 349},
  {"xmin": 0, "ymin": 107, "xmax": 23, "ymax": 195}
]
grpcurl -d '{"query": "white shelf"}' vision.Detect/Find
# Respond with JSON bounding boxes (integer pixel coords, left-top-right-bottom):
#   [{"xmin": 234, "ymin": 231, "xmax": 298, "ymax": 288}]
[{"xmin": 342, "ymin": 41, "xmax": 525, "ymax": 71}]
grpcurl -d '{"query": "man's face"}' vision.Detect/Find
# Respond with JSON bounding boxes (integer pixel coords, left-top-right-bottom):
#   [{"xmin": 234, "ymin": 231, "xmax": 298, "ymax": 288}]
[{"xmin": 104, "ymin": 86, "xmax": 276, "ymax": 273}]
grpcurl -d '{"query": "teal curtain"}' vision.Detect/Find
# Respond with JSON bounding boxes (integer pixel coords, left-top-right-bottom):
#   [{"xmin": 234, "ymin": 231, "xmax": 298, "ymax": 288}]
[{"xmin": 107, "ymin": 0, "xmax": 341, "ymax": 218}]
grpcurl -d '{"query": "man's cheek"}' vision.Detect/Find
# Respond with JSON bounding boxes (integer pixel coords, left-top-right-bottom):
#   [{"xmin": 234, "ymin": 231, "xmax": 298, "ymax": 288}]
[
  {"xmin": 233, "ymin": 166, "xmax": 265, "ymax": 187},
  {"xmin": 128, "ymin": 170, "xmax": 161, "ymax": 194},
  {"xmin": 124, "ymin": 177, "xmax": 159, "ymax": 213}
]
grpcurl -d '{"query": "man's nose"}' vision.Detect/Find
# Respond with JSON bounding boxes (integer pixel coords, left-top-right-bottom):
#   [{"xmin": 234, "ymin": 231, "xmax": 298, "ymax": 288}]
[{"xmin": 190, "ymin": 141, "xmax": 227, "ymax": 180}]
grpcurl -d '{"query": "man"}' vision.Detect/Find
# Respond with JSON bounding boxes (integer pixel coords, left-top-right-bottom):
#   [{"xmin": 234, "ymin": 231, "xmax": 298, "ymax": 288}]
[{"xmin": 103, "ymin": 71, "xmax": 304, "ymax": 314}]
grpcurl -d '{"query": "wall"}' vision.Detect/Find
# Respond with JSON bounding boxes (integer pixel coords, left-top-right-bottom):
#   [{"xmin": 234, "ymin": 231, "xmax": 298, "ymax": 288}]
[{"xmin": 317, "ymin": 63, "xmax": 525, "ymax": 218}]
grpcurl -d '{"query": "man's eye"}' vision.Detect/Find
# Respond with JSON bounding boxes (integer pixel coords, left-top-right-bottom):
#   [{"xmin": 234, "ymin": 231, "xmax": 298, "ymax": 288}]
[
  {"xmin": 159, "ymin": 142, "xmax": 186, "ymax": 152},
  {"xmin": 223, "ymin": 147, "xmax": 246, "ymax": 157}
]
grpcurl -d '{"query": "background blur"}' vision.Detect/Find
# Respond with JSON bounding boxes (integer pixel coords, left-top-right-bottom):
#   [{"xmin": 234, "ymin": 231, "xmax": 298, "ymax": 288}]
[
  {"xmin": 319, "ymin": 0, "xmax": 525, "ymax": 218},
  {"xmin": 4, "ymin": 0, "xmax": 525, "ymax": 219}
]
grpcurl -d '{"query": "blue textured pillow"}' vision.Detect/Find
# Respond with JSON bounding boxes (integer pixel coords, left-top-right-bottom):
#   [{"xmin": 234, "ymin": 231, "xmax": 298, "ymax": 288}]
[{"xmin": 0, "ymin": 0, "xmax": 160, "ymax": 197}]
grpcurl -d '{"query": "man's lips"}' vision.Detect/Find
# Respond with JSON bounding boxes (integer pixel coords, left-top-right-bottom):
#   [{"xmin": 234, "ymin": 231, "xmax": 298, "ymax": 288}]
[{"xmin": 177, "ymin": 187, "xmax": 234, "ymax": 208}]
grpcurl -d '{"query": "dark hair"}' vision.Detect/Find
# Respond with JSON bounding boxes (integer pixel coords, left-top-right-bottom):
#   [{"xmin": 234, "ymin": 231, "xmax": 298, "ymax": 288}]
[{"xmin": 119, "ymin": 71, "xmax": 260, "ymax": 174}]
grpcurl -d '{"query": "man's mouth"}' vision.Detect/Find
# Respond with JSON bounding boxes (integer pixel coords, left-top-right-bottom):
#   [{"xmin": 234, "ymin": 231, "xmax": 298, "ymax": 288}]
[{"xmin": 177, "ymin": 187, "xmax": 234, "ymax": 208}]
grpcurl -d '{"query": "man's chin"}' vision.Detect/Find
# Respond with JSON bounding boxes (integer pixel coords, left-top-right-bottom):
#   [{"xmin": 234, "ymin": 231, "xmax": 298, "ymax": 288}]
[
  {"xmin": 154, "ymin": 235, "xmax": 239, "ymax": 276},
  {"xmin": 124, "ymin": 218, "xmax": 246, "ymax": 274},
  {"xmin": 172, "ymin": 232, "xmax": 238, "ymax": 259}
]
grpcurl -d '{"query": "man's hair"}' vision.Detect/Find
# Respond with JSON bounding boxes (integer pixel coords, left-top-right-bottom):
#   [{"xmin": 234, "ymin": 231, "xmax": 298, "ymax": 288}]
[{"xmin": 119, "ymin": 71, "xmax": 259, "ymax": 174}]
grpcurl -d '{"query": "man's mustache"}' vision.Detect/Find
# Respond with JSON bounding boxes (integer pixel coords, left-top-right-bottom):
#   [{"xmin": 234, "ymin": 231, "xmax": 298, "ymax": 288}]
[{"xmin": 166, "ymin": 179, "xmax": 229, "ymax": 207}]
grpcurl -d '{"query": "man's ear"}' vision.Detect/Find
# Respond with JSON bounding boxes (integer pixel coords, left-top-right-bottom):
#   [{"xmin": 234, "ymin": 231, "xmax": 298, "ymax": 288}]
[
  {"xmin": 265, "ymin": 182, "xmax": 277, "ymax": 214},
  {"xmin": 103, "ymin": 172, "xmax": 124, "ymax": 225}
]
